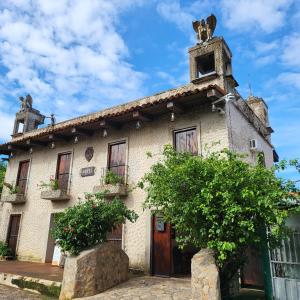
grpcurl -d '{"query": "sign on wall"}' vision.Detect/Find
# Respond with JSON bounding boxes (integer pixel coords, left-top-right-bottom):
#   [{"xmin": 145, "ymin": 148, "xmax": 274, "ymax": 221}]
[{"xmin": 80, "ymin": 167, "xmax": 95, "ymax": 177}]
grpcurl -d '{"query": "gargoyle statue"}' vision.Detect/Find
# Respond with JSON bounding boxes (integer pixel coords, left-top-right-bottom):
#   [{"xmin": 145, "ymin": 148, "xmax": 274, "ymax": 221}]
[
  {"xmin": 19, "ymin": 94, "xmax": 33, "ymax": 111},
  {"xmin": 193, "ymin": 14, "xmax": 217, "ymax": 43}
]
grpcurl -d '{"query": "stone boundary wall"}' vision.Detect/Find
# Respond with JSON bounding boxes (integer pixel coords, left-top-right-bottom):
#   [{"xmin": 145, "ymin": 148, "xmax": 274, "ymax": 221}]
[
  {"xmin": 191, "ymin": 248, "xmax": 221, "ymax": 300},
  {"xmin": 59, "ymin": 243, "xmax": 129, "ymax": 300}
]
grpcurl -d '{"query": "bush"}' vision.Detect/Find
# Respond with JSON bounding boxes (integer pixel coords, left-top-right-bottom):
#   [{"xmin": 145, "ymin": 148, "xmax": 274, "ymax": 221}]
[
  {"xmin": 0, "ymin": 163, "xmax": 6, "ymax": 195},
  {"xmin": 139, "ymin": 145, "xmax": 299, "ymax": 290},
  {"xmin": 51, "ymin": 192, "xmax": 138, "ymax": 255},
  {"xmin": 0, "ymin": 241, "xmax": 11, "ymax": 257}
]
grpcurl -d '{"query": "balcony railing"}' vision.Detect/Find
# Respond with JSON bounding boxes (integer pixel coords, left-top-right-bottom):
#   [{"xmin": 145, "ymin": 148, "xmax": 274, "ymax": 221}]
[{"xmin": 93, "ymin": 165, "xmax": 129, "ymax": 197}]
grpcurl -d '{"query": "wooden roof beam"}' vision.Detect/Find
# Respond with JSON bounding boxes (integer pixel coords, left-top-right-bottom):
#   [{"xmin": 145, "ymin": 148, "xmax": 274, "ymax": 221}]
[
  {"xmin": 48, "ymin": 133, "xmax": 69, "ymax": 142},
  {"xmin": 207, "ymin": 88, "xmax": 223, "ymax": 100},
  {"xmin": 132, "ymin": 111, "xmax": 151, "ymax": 122},
  {"xmin": 26, "ymin": 139, "xmax": 48, "ymax": 147},
  {"xmin": 99, "ymin": 119, "xmax": 120, "ymax": 130},
  {"xmin": 166, "ymin": 101, "xmax": 184, "ymax": 113},
  {"xmin": 7, "ymin": 144, "xmax": 28, "ymax": 151},
  {"xmin": 71, "ymin": 127, "xmax": 94, "ymax": 137}
]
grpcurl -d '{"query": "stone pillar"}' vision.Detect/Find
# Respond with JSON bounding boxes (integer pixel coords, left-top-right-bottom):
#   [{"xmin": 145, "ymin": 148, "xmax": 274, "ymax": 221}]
[
  {"xmin": 191, "ymin": 248, "xmax": 221, "ymax": 300},
  {"xmin": 59, "ymin": 243, "xmax": 129, "ymax": 300}
]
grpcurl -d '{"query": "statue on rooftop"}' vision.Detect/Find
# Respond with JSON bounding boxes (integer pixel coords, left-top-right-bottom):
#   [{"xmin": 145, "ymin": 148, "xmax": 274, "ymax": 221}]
[
  {"xmin": 193, "ymin": 14, "xmax": 217, "ymax": 43},
  {"xmin": 19, "ymin": 94, "xmax": 33, "ymax": 111}
]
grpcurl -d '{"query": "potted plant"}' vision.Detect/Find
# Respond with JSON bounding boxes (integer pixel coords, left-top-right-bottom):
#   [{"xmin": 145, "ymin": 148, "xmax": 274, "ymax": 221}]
[
  {"xmin": 39, "ymin": 176, "xmax": 70, "ymax": 201},
  {"xmin": 93, "ymin": 170, "xmax": 128, "ymax": 197},
  {"xmin": 2, "ymin": 182, "xmax": 25, "ymax": 203},
  {"xmin": 0, "ymin": 241, "xmax": 12, "ymax": 260}
]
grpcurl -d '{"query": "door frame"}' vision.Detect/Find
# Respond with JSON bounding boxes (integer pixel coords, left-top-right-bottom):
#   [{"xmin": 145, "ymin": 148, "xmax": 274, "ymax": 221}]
[
  {"xmin": 150, "ymin": 214, "xmax": 172, "ymax": 277},
  {"xmin": 6, "ymin": 214, "xmax": 22, "ymax": 257}
]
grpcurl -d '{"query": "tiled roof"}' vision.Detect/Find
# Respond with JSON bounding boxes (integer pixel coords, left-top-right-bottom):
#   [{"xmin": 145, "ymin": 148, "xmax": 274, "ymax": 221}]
[{"xmin": 4, "ymin": 83, "xmax": 224, "ymax": 145}]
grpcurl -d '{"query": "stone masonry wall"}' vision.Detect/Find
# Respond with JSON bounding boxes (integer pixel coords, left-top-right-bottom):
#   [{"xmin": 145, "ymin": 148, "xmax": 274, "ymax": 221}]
[
  {"xmin": 191, "ymin": 248, "xmax": 221, "ymax": 300},
  {"xmin": 59, "ymin": 243, "xmax": 129, "ymax": 300}
]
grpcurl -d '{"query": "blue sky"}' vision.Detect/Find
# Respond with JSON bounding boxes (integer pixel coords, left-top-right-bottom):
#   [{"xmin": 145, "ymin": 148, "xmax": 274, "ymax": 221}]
[{"xmin": 0, "ymin": 0, "xmax": 299, "ymax": 182}]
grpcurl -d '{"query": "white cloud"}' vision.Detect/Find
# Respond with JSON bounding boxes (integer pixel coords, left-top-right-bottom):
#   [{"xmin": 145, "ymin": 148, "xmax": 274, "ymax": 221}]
[
  {"xmin": 255, "ymin": 40, "xmax": 279, "ymax": 53},
  {"xmin": 282, "ymin": 34, "xmax": 300, "ymax": 68},
  {"xmin": 0, "ymin": 0, "xmax": 147, "ymax": 131},
  {"xmin": 156, "ymin": 0, "xmax": 213, "ymax": 32},
  {"xmin": 220, "ymin": 0, "xmax": 293, "ymax": 33},
  {"xmin": 276, "ymin": 72, "xmax": 300, "ymax": 89},
  {"xmin": 0, "ymin": 111, "xmax": 14, "ymax": 141}
]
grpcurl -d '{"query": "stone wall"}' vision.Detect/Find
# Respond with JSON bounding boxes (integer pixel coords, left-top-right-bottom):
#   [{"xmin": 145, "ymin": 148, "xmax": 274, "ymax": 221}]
[
  {"xmin": 191, "ymin": 249, "xmax": 221, "ymax": 300},
  {"xmin": 59, "ymin": 243, "xmax": 129, "ymax": 300}
]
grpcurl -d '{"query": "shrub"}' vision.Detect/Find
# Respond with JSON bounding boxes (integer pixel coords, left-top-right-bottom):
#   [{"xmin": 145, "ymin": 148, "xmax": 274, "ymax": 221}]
[
  {"xmin": 104, "ymin": 170, "xmax": 124, "ymax": 185},
  {"xmin": 0, "ymin": 163, "xmax": 6, "ymax": 195},
  {"xmin": 139, "ymin": 145, "xmax": 299, "ymax": 291},
  {"xmin": 37, "ymin": 176, "xmax": 59, "ymax": 191},
  {"xmin": 3, "ymin": 182, "xmax": 20, "ymax": 194},
  {"xmin": 51, "ymin": 192, "xmax": 138, "ymax": 255},
  {"xmin": 0, "ymin": 241, "xmax": 11, "ymax": 257}
]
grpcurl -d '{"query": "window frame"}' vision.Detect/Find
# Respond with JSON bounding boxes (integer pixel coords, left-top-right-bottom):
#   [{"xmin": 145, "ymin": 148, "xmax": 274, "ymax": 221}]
[
  {"xmin": 16, "ymin": 160, "xmax": 30, "ymax": 195},
  {"xmin": 173, "ymin": 127, "xmax": 198, "ymax": 155},
  {"xmin": 55, "ymin": 152, "xmax": 72, "ymax": 192}
]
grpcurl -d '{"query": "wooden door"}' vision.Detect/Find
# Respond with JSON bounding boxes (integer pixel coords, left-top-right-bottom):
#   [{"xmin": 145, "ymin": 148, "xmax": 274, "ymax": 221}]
[
  {"xmin": 16, "ymin": 160, "xmax": 30, "ymax": 194},
  {"xmin": 6, "ymin": 215, "xmax": 21, "ymax": 257},
  {"xmin": 151, "ymin": 215, "xmax": 172, "ymax": 277},
  {"xmin": 45, "ymin": 214, "xmax": 56, "ymax": 263},
  {"xmin": 56, "ymin": 153, "xmax": 72, "ymax": 191}
]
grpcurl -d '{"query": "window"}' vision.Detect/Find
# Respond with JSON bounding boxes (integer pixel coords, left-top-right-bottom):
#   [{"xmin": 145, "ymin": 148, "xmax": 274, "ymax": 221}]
[
  {"xmin": 174, "ymin": 128, "xmax": 198, "ymax": 155},
  {"xmin": 16, "ymin": 160, "xmax": 30, "ymax": 194},
  {"xmin": 56, "ymin": 152, "xmax": 72, "ymax": 192},
  {"xmin": 108, "ymin": 141, "xmax": 126, "ymax": 181},
  {"xmin": 196, "ymin": 52, "xmax": 215, "ymax": 77}
]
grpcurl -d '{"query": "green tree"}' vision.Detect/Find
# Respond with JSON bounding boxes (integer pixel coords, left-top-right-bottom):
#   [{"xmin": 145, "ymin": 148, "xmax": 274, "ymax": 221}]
[
  {"xmin": 139, "ymin": 145, "xmax": 299, "ymax": 291},
  {"xmin": 51, "ymin": 192, "xmax": 138, "ymax": 255},
  {"xmin": 0, "ymin": 162, "xmax": 6, "ymax": 195}
]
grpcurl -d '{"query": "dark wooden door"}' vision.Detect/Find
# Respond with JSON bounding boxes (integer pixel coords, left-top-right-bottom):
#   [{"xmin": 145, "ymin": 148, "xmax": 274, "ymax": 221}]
[
  {"xmin": 56, "ymin": 153, "xmax": 72, "ymax": 191},
  {"xmin": 6, "ymin": 215, "xmax": 21, "ymax": 257},
  {"xmin": 16, "ymin": 160, "xmax": 30, "ymax": 194},
  {"xmin": 151, "ymin": 215, "xmax": 172, "ymax": 277}
]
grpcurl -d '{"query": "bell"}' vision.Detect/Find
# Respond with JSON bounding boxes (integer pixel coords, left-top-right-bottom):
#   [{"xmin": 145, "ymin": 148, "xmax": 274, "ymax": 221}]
[
  {"xmin": 103, "ymin": 128, "xmax": 108, "ymax": 137},
  {"xmin": 136, "ymin": 120, "xmax": 141, "ymax": 129},
  {"xmin": 170, "ymin": 112, "xmax": 175, "ymax": 122}
]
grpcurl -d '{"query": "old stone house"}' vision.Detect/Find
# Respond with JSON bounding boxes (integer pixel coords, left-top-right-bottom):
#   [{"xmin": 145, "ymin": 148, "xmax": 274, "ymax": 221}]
[{"xmin": 0, "ymin": 35, "xmax": 276, "ymax": 280}]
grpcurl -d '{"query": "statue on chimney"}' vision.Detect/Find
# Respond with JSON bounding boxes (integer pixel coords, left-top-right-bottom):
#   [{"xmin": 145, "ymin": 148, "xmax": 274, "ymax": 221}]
[
  {"xmin": 193, "ymin": 14, "xmax": 217, "ymax": 43},
  {"xmin": 19, "ymin": 94, "xmax": 33, "ymax": 111},
  {"xmin": 13, "ymin": 94, "xmax": 45, "ymax": 135}
]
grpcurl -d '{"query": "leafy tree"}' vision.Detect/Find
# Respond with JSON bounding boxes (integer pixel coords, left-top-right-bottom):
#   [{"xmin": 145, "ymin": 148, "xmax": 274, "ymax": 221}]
[
  {"xmin": 52, "ymin": 192, "xmax": 138, "ymax": 255},
  {"xmin": 139, "ymin": 145, "xmax": 299, "ymax": 290},
  {"xmin": 0, "ymin": 162, "xmax": 6, "ymax": 195}
]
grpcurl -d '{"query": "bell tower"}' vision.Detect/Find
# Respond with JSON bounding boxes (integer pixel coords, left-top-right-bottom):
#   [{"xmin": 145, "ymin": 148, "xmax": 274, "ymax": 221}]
[
  {"xmin": 13, "ymin": 94, "xmax": 45, "ymax": 136},
  {"xmin": 189, "ymin": 15, "xmax": 238, "ymax": 93}
]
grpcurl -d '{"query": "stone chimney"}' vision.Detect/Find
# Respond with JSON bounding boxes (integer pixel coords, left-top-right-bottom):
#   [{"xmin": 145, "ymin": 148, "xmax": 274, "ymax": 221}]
[
  {"xmin": 13, "ymin": 94, "xmax": 45, "ymax": 136},
  {"xmin": 247, "ymin": 95, "xmax": 269, "ymax": 127}
]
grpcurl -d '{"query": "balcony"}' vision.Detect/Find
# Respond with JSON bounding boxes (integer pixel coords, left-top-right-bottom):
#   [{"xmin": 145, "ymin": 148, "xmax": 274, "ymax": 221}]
[
  {"xmin": 41, "ymin": 189, "xmax": 70, "ymax": 201},
  {"xmin": 1, "ymin": 193, "xmax": 26, "ymax": 204},
  {"xmin": 93, "ymin": 166, "xmax": 128, "ymax": 198}
]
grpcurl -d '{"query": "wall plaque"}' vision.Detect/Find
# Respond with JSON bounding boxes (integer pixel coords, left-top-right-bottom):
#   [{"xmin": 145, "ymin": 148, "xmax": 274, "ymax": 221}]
[
  {"xmin": 85, "ymin": 147, "xmax": 94, "ymax": 162},
  {"xmin": 80, "ymin": 167, "xmax": 95, "ymax": 177}
]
